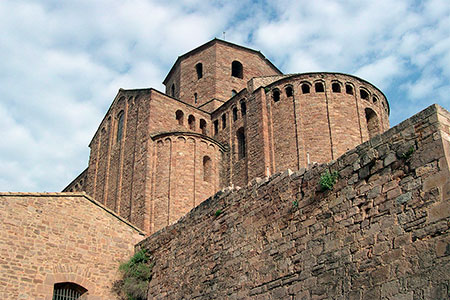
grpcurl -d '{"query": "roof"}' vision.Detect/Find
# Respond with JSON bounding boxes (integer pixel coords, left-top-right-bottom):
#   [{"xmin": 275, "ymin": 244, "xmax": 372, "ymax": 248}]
[{"xmin": 162, "ymin": 38, "xmax": 283, "ymax": 85}]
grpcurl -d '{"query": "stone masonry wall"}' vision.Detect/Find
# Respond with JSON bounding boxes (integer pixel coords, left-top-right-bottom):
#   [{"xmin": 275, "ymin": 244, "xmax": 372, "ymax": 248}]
[
  {"xmin": 139, "ymin": 104, "xmax": 450, "ymax": 299},
  {"xmin": 0, "ymin": 192, "xmax": 144, "ymax": 300}
]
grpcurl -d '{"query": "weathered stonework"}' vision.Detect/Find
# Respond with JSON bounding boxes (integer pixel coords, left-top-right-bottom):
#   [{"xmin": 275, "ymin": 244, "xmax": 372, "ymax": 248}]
[
  {"xmin": 8, "ymin": 37, "xmax": 450, "ymax": 299},
  {"xmin": 65, "ymin": 39, "xmax": 390, "ymax": 236},
  {"xmin": 0, "ymin": 193, "xmax": 144, "ymax": 300},
  {"xmin": 137, "ymin": 104, "xmax": 450, "ymax": 299}
]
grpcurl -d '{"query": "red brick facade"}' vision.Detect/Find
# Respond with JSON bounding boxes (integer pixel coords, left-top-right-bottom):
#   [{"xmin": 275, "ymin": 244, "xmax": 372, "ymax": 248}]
[{"xmin": 65, "ymin": 39, "xmax": 390, "ymax": 235}]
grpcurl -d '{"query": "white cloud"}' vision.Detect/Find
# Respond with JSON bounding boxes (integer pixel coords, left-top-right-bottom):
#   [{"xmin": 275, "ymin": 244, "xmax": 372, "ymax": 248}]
[{"xmin": 1, "ymin": 0, "xmax": 450, "ymax": 191}]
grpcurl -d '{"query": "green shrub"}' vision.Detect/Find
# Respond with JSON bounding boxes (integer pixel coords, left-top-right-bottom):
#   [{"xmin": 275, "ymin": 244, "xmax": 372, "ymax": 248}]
[
  {"xmin": 319, "ymin": 170, "xmax": 339, "ymax": 191},
  {"xmin": 215, "ymin": 209, "xmax": 223, "ymax": 217},
  {"xmin": 113, "ymin": 249, "xmax": 153, "ymax": 300},
  {"xmin": 401, "ymin": 145, "xmax": 415, "ymax": 159}
]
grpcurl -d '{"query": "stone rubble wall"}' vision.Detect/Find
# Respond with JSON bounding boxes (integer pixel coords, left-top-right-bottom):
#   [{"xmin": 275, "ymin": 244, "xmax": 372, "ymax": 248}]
[{"xmin": 139, "ymin": 104, "xmax": 450, "ymax": 300}]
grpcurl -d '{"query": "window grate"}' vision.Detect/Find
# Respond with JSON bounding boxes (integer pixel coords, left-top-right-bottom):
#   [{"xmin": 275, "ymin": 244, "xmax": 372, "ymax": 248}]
[{"xmin": 52, "ymin": 287, "xmax": 82, "ymax": 300}]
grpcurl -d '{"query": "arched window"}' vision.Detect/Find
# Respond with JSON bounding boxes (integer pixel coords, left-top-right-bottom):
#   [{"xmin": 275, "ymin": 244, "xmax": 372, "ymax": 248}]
[
  {"xmin": 171, "ymin": 84, "xmax": 175, "ymax": 97},
  {"xmin": 365, "ymin": 108, "xmax": 380, "ymax": 139},
  {"xmin": 52, "ymin": 282, "xmax": 87, "ymax": 300},
  {"xmin": 240, "ymin": 101, "xmax": 247, "ymax": 116},
  {"xmin": 203, "ymin": 156, "xmax": 212, "ymax": 182},
  {"xmin": 232, "ymin": 89, "xmax": 237, "ymax": 97},
  {"xmin": 372, "ymin": 96, "xmax": 378, "ymax": 103},
  {"xmin": 195, "ymin": 63, "xmax": 203, "ymax": 79},
  {"xmin": 117, "ymin": 111, "xmax": 124, "ymax": 143},
  {"xmin": 194, "ymin": 93, "xmax": 198, "ymax": 104},
  {"xmin": 232, "ymin": 106, "xmax": 238, "ymax": 121},
  {"xmin": 285, "ymin": 86, "xmax": 293, "ymax": 97},
  {"xmin": 301, "ymin": 83, "xmax": 310, "ymax": 94},
  {"xmin": 231, "ymin": 61, "xmax": 243, "ymax": 79},
  {"xmin": 188, "ymin": 115, "xmax": 195, "ymax": 130},
  {"xmin": 346, "ymin": 84, "xmax": 354, "ymax": 95},
  {"xmin": 175, "ymin": 110, "xmax": 184, "ymax": 125},
  {"xmin": 237, "ymin": 127, "xmax": 246, "ymax": 159},
  {"xmin": 222, "ymin": 113, "xmax": 227, "ymax": 129},
  {"xmin": 315, "ymin": 82, "xmax": 324, "ymax": 92},
  {"xmin": 273, "ymin": 89, "xmax": 280, "ymax": 102},
  {"xmin": 360, "ymin": 88, "xmax": 369, "ymax": 100},
  {"xmin": 332, "ymin": 82, "xmax": 341, "ymax": 93},
  {"xmin": 200, "ymin": 119, "xmax": 207, "ymax": 135}
]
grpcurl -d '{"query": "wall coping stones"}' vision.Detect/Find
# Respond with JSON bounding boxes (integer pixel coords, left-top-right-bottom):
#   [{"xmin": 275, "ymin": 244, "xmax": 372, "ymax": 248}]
[{"xmin": 0, "ymin": 192, "xmax": 145, "ymax": 235}]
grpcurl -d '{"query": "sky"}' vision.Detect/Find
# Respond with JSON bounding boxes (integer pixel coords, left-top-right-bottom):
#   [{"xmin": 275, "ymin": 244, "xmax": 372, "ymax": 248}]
[{"xmin": 1, "ymin": 0, "xmax": 449, "ymax": 192}]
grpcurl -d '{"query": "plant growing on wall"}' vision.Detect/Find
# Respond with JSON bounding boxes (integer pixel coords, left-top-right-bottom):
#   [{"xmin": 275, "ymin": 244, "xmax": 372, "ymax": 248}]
[
  {"xmin": 319, "ymin": 170, "xmax": 339, "ymax": 191},
  {"xmin": 113, "ymin": 249, "xmax": 154, "ymax": 300},
  {"xmin": 401, "ymin": 145, "xmax": 415, "ymax": 159}
]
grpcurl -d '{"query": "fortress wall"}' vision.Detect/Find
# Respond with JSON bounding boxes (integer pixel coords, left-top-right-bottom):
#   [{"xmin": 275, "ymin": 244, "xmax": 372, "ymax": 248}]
[
  {"xmin": 139, "ymin": 104, "xmax": 450, "ymax": 299},
  {"xmin": 0, "ymin": 193, "xmax": 144, "ymax": 300}
]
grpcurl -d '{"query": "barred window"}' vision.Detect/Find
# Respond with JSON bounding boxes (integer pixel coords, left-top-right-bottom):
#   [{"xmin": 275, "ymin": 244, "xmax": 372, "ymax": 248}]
[{"xmin": 52, "ymin": 282, "xmax": 87, "ymax": 300}]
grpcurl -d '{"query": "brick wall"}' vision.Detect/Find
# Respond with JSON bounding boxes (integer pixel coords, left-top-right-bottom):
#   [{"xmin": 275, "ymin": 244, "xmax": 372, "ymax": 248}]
[
  {"xmin": 149, "ymin": 132, "xmax": 225, "ymax": 233},
  {"xmin": 86, "ymin": 89, "xmax": 153, "ymax": 232},
  {"xmin": 138, "ymin": 104, "xmax": 450, "ymax": 299},
  {"xmin": 264, "ymin": 73, "xmax": 390, "ymax": 173},
  {"xmin": 163, "ymin": 39, "xmax": 281, "ymax": 109},
  {"xmin": 0, "ymin": 193, "xmax": 144, "ymax": 300}
]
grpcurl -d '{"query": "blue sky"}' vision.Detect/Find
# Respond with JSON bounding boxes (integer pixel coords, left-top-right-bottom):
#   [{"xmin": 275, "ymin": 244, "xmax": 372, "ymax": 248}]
[{"xmin": 1, "ymin": 0, "xmax": 449, "ymax": 191}]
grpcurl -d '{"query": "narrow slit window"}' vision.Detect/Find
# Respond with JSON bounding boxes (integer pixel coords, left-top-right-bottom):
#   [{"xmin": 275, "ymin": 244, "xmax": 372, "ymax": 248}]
[
  {"xmin": 233, "ymin": 107, "xmax": 238, "ymax": 121},
  {"xmin": 195, "ymin": 63, "xmax": 203, "ymax": 79},
  {"xmin": 117, "ymin": 111, "xmax": 124, "ymax": 143},
  {"xmin": 237, "ymin": 127, "xmax": 246, "ymax": 159},
  {"xmin": 203, "ymin": 156, "xmax": 212, "ymax": 182},
  {"xmin": 214, "ymin": 120, "xmax": 219, "ymax": 135},
  {"xmin": 222, "ymin": 113, "xmax": 227, "ymax": 129},
  {"xmin": 171, "ymin": 84, "xmax": 175, "ymax": 97},
  {"xmin": 194, "ymin": 93, "xmax": 198, "ymax": 104},
  {"xmin": 240, "ymin": 101, "xmax": 247, "ymax": 116}
]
